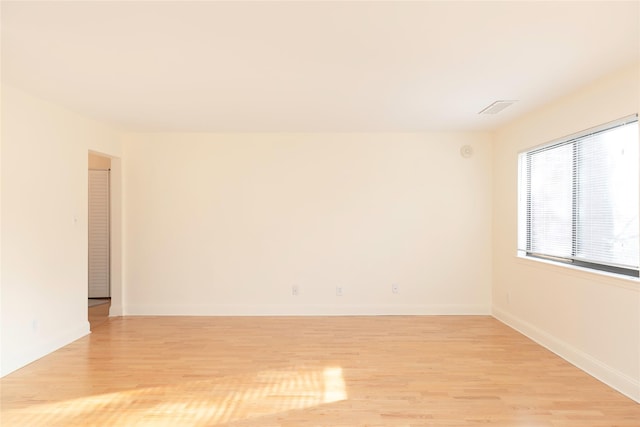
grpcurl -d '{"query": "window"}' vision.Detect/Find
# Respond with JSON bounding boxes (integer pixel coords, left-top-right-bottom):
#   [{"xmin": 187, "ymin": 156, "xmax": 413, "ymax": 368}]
[{"xmin": 518, "ymin": 115, "xmax": 639, "ymax": 278}]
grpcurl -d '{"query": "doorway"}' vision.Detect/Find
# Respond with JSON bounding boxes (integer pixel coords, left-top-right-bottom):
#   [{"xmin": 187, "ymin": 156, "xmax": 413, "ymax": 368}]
[{"xmin": 88, "ymin": 153, "xmax": 111, "ymax": 312}]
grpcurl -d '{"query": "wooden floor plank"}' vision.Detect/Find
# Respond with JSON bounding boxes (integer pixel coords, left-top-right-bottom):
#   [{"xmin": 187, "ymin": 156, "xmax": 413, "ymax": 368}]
[{"xmin": 1, "ymin": 315, "xmax": 638, "ymax": 426}]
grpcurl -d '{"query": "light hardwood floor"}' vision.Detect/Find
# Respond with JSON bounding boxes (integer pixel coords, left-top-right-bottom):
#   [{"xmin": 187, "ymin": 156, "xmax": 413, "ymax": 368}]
[{"xmin": 1, "ymin": 315, "xmax": 638, "ymax": 426}]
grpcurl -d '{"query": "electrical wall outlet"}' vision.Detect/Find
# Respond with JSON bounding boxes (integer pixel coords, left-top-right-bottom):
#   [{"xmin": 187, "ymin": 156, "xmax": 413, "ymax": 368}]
[
  {"xmin": 391, "ymin": 283, "xmax": 399, "ymax": 294},
  {"xmin": 292, "ymin": 285, "xmax": 299, "ymax": 296},
  {"xmin": 336, "ymin": 286, "xmax": 343, "ymax": 296}
]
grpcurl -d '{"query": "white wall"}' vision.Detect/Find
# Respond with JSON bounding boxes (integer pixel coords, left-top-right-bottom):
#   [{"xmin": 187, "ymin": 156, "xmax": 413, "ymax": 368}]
[
  {"xmin": 492, "ymin": 62, "xmax": 640, "ymax": 402},
  {"xmin": 0, "ymin": 85, "xmax": 121, "ymax": 376},
  {"xmin": 0, "ymin": 81, "xmax": 4, "ymax": 379},
  {"xmin": 122, "ymin": 132, "xmax": 493, "ymax": 315}
]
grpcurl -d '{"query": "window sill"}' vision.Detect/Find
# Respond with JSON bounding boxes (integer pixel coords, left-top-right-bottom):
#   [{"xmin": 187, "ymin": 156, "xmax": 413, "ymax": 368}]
[{"xmin": 515, "ymin": 252, "xmax": 640, "ymax": 292}]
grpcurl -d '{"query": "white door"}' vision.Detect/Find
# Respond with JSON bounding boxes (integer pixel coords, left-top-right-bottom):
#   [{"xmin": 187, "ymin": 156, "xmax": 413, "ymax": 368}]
[{"xmin": 89, "ymin": 169, "xmax": 110, "ymax": 298}]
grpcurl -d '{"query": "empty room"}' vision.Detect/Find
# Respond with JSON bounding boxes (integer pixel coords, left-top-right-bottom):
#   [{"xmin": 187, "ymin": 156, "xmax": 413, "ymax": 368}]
[{"xmin": 1, "ymin": 1, "xmax": 639, "ymax": 426}]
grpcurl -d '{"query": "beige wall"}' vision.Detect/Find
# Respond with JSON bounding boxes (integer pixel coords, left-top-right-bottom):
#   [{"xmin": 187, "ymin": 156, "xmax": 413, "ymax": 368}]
[
  {"xmin": 492, "ymin": 62, "xmax": 640, "ymax": 401},
  {"xmin": 0, "ymin": 84, "xmax": 121, "ymax": 376},
  {"xmin": 122, "ymin": 132, "xmax": 493, "ymax": 315},
  {"xmin": 89, "ymin": 152, "xmax": 111, "ymax": 170}
]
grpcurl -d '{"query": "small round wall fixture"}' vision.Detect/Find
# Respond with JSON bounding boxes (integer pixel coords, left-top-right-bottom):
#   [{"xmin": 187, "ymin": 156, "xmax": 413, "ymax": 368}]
[{"xmin": 460, "ymin": 145, "xmax": 474, "ymax": 158}]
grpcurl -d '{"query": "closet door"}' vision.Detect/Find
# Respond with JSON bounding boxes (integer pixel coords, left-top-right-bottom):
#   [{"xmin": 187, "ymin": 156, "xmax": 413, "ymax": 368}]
[{"xmin": 89, "ymin": 170, "xmax": 110, "ymax": 298}]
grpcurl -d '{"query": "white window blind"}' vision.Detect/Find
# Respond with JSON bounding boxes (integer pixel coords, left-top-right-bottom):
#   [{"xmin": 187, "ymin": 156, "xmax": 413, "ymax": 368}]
[{"xmin": 518, "ymin": 115, "xmax": 639, "ymax": 277}]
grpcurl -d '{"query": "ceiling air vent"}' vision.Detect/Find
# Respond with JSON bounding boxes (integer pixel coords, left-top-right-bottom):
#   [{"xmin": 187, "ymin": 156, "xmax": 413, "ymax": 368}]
[{"xmin": 478, "ymin": 100, "xmax": 517, "ymax": 115}]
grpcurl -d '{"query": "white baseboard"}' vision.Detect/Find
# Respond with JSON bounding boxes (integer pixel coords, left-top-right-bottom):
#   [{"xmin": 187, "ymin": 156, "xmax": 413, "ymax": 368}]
[
  {"xmin": 1, "ymin": 322, "xmax": 90, "ymax": 377},
  {"xmin": 492, "ymin": 306, "xmax": 640, "ymax": 403},
  {"xmin": 124, "ymin": 304, "xmax": 490, "ymax": 316}
]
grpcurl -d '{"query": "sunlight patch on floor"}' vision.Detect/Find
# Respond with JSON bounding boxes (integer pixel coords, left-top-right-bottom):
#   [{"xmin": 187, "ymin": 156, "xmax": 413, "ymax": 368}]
[
  {"xmin": 3, "ymin": 366, "xmax": 348, "ymax": 426},
  {"xmin": 323, "ymin": 367, "xmax": 347, "ymax": 403}
]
